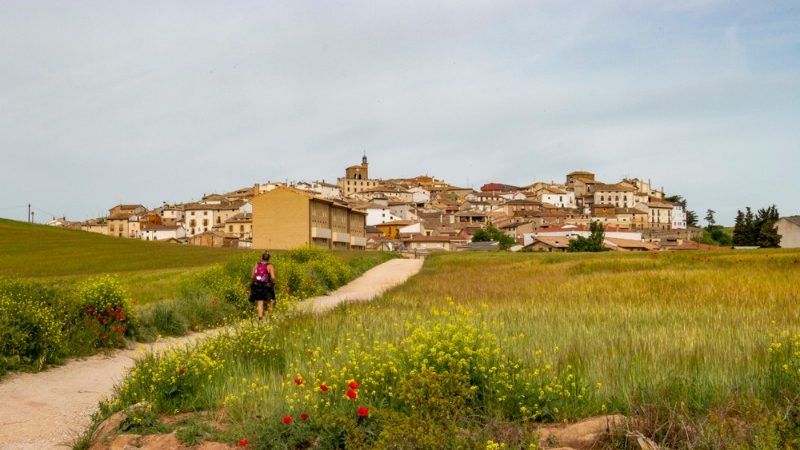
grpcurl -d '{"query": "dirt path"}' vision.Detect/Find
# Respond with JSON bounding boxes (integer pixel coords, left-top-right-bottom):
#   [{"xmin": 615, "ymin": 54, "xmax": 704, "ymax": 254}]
[{"xmin": 0, "ymin": 257, "xmax": 423, "ymax": 450}]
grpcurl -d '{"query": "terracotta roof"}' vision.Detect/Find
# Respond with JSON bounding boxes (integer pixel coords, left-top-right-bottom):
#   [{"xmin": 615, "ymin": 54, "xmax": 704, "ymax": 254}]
[
  {"xmin": 401, "ymin": 235, "xmax": 459, "ymax": 243},
  {"xmin": 530, "ymin": 236, "xmax": 571, "ymax": 248},
  {"xmin": 542, "ymin": 186, "xmax": 568, "ymax": 194},
  {"xmin": 594, "ymin": 182, "xmax": 636, "ymax": 192},
  {"xmin": 112, "ymin": 204, "xmax": 145, "ymax": 210},
  {"xmin": 225, "ymin": 213, "xmax": 252, "ymax": 223},
  {"xmin": 604, "ymin": 237, "xmax": 656, "ymax": 250},
  {"xmin": 143, "ymin": 225, "xmax": 180, "ymax": 231},
  {"xmin": 377, "ymin": 220, "xmax": 416, "ymax": 226},
  {"xmin": 184, "ymin": 201, "xmax": 244, "ymax": 211}
]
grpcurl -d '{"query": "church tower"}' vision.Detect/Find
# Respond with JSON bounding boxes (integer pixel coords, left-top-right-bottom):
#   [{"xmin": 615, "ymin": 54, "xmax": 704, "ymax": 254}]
[
  {"xmin": 339, "ymin": 153, "xmax": 376, "ymax": 197},
  {"xmin": 346, "ymin": 153, "xmax": 369, "ymax": 180}
]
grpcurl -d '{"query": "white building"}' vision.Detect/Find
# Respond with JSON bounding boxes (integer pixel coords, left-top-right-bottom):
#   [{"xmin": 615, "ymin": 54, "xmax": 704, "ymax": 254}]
[
  {"xmin": 160, "ymin": 204, "xmax": 185, "ymax": 224},
  {"xmin": 141, "ymin": 225, "xmax": 187, "ymax": 241},
  {"xmin": 294, "ymin": 181, "xmax": 342, "ymax": 200},
  {"xmin": 366, "ymin": 206, "xmax": 402, "ymax": 226},
  {"xmin": 522, "ymin": 224, "xmax": 643, "ymax": 246},
  {"xmin": 672, "ymin": 205, "xmax": 687, "ymax": 230},
  {"xmin": 541, "ymin": 189, "xmax": 576, "ymax": 209}
]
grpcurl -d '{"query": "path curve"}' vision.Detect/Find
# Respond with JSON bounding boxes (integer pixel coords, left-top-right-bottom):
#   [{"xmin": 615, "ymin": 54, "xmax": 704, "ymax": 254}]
[{"xmin": 0, "ymin": 257, "xmax": 423, "ymax": 450}]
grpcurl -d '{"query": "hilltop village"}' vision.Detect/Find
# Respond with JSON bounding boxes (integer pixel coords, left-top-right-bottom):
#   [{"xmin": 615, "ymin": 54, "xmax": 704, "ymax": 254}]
[{"xmin": 59, "ymin": 157, "xmax": 704, "ymax": 252}]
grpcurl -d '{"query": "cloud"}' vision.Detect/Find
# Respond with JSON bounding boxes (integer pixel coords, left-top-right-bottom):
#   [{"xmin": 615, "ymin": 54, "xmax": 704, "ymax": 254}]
[{"xmin": 0, "ymin": 0, "xmax": 798, "ymax": 224}]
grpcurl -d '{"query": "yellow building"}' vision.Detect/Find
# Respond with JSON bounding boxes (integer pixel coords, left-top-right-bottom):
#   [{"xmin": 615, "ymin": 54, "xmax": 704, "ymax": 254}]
[{"xmin": 252, "ymin": 186, "xmax": 367, "ymax": 250}]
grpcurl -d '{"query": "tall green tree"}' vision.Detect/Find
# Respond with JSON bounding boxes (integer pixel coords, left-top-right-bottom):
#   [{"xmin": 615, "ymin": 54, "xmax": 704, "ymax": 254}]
[
  {"xmin": 732, "ymin": 210, "xmax": 747, "ymax": 246},
  {"xmin": 731, "ymin": 205, "xmax": 781, "ymax": 247},
  {"xmin": 704, "ymin": 209, "xmax": 716, "ymax": 230},
  {"xmin": 756, "ymin": 205, "xmax": 781, "ymax": 248}
]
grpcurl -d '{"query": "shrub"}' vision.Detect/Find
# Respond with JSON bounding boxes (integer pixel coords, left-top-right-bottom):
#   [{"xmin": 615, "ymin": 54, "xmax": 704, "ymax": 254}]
[
  {"xmin": 0, "ymin": 293, "xmax": 64, "ymax": 375},
  {"xmin": 76, "ymin": 276, "xmax": 135, "ymax": 348}
]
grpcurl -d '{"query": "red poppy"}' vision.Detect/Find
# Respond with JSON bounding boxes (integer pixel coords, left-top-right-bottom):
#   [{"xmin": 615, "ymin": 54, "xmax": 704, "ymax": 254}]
[
  {"xmin": 178, "ymin": 368, "xmax": 186, "ymax": 375},
  {"xmin": 793, "ymin": 259, "xmax": 799, "ymax": 265},
  {"xmin": 282, "ymin": 415, "xmax": 293, "ymax": 424},
  {"xmin": 357, "ymin": 406, "xmax": 369, "ymax": 417},
  {"xmin": 238, "ymin": 438, "xmax": 248, "ymax": 447},
  {"xmin": 131, "ymin": 299, "xmax": 137, "ymax": 305},
  {"xmin": 348, "ymin": 380, "xmax": 359, "ymax": 390},
  {"xmin": 294, "ymin": 377, "xmax": 303, "ymax": 385},
  {"xmin": 319, "ymin": 384, "xmax": 330, "ymax": 392},
  {"xmin": 118, "ymin": 327, "xmax": 126, "ymax": 333},
  {"xmin": 300, "ymin": 412, "xmax": 309, "ymax": 421},
  {"xmin": 346, "ymin": 389, "xmax": 358, "ymax": 399}
]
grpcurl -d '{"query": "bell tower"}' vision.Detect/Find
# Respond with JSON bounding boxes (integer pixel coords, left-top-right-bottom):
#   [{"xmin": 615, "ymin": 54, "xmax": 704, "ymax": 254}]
[{"xmin": 346, "ymin": 153, "xmax": 369, "ymax": 180}]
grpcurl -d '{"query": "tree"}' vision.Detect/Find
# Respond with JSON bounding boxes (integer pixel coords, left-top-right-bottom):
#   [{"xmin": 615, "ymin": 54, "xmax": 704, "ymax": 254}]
[
  {"xmin": 731, "ymin": 204, "xmax": 782, "ymax": 248},
  {"xmin": 471, "ymin": 224, "xmax": 516, "ymax": 250},
  {"xmin": 732, "ymin": 210, "xmax": 747, "ymax": 246},
  {"xmin": 756, "ymin": 205, "xmax": 781, "ymax": 248},
  {"xmin": 664, "ymin": 194, "xmax": 698, "ymax": 227},
  {"xmin": 704, "ymin": 209, "xmax": 716, "ymax": 230},
  {"xmin": 568, "ymin": 221, "xmax": 606, "ymax": 252}
]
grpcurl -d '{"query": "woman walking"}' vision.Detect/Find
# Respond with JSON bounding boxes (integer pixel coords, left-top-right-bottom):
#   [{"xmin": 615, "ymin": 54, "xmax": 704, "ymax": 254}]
[{"xmin": 249, "ymin": 251, "xmax": 276, "ymax": 319}]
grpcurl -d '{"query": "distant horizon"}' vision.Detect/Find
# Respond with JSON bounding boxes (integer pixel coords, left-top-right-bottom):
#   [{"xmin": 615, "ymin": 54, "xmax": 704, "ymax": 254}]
[{"xmin": 2, "ymin": 1, "xmax": 798, "ymax": 225}]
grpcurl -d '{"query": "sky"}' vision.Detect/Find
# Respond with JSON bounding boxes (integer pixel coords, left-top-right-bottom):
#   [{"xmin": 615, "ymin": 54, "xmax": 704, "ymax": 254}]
[{"xmin": 1, "ymin": 0, "xmax": 798, "ymax": 225}]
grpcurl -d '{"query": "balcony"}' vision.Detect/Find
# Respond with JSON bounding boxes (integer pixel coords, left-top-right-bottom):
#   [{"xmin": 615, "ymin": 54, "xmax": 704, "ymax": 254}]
[
  {"xmin": 333, "ymin": 232, "xmax": 350, "ymax": 243},
  {"xmin": 311, "ymin": 227, "xmax": 331, "ymax": 239},
  {"xmin": 350, "ymin": 236, "xmax": 367, "ymax": 247}
]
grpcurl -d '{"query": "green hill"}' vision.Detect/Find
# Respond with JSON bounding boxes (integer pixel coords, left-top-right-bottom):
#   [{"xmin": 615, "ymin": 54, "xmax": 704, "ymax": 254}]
[{"xmin": 0, "ymin": 218, "xmax": 245, "ymax": 278}]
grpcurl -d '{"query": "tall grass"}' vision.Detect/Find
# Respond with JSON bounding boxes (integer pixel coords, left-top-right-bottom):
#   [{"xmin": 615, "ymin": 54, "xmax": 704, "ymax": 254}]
[{"xmin": 95, "ymin": 249, "xmax": 800, "ymax": 449}]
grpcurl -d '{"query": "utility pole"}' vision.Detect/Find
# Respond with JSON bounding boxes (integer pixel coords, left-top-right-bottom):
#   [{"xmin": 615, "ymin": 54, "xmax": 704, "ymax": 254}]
[{"xmin": 28, "ymin": 204, "xmax": 31, "ymax": 223}]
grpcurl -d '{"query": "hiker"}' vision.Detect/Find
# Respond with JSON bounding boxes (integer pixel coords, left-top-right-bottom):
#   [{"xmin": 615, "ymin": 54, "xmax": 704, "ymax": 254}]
[{"xmin": 249, "ymin": 251, "xmax": 276, "ymax": 319}]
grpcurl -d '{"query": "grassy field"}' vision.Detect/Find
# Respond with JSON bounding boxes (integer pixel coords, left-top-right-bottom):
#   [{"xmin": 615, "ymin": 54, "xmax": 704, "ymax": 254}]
[
  {"xmin": 92, "ymin": 248, "xmax": 800, "ymax": 449},
  {"xmin": 0, "ymin": 218, "xmax": 244, "ymax": 276},
  {"xmin": 0, "ymin": 219, "xmax": 397, "ymax": 382}
]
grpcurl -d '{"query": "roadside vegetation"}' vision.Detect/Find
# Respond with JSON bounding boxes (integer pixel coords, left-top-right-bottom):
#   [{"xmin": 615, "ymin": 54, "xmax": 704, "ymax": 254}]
[
  {"xmin": 0, "ymin": 219, "xmax": 396, "ymax": 379},
  {"xmin": 86, "ymin": 249, "xmax": 800, "ymax": 449}
]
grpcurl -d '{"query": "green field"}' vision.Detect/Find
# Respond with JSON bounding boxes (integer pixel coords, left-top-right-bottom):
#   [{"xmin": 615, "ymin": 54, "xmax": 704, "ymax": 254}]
[
  {"xmin": 92, "ymin": 249, "xmax": 800, "ymax": 449},
  {"xmin": 0, "ymin": 218, "xmax": 245, "ymax": 276},
  {"xmin": 0, "ymin": 218, "xmax": 249, "ymax": 303},
  {"xmin": 0, "ymin": 219, "xmax": 396, "ymax": 383}
]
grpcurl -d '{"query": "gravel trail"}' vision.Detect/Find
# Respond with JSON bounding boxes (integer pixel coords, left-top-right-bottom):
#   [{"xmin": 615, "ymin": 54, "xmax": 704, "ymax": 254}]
[{"xmin": 0, "ymin": 257, "xmax": 423, "ymax": 450}]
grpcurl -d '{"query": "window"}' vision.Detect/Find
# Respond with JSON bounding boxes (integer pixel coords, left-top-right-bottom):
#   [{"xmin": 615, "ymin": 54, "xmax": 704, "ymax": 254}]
[
  {"xmin": 229, "ymin": 225, "xmax": 233, "ymax": 232},
  {"xmin": 203, "ymin": 219, "xmax": 208, "ymax": 226},
  {"xmin": 240, "ymin": 225, "xmax": 244, "ymax": 232},
  {"xmin": 191, "ymin": 212, "xmax": 195, "ymax": 216},
  {"xmin": 203, "ymin": 211, "xmax": 208, "ymax": 216}
]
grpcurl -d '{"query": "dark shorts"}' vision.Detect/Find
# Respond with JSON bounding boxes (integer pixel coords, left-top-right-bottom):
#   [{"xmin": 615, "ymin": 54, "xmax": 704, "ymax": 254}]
[{"xmin": 249, "ymin": 283, "xmax": 276, "ymax": 302}]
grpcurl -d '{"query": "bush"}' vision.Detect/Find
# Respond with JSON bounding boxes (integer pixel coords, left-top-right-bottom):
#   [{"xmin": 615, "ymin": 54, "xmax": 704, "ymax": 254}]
[
  {"xmin": 0, "ymin": 293, "xmax": 64, "ymax": 375},
  {"xmin": 76, "ymin": 276, "xmax": 135, "ymax": 348}
]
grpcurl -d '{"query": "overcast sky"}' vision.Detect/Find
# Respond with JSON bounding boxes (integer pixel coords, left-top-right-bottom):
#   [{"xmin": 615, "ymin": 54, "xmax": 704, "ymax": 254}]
[{"xmin": 1, "ymin": 0, "xmax": 798, "ymax": 225}]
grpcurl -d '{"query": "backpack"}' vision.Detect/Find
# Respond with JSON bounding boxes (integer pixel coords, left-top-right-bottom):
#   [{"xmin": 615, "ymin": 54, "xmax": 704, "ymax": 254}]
[{"xmin": 254, "ymin": 262, "xmax": 272, "ymax": 286}]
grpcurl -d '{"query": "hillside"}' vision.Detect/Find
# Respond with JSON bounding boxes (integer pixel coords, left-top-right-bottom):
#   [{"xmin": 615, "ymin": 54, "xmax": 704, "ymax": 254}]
[{"xmin": 0, "ymin": 218, "xmax": 245, "ymax": 278}]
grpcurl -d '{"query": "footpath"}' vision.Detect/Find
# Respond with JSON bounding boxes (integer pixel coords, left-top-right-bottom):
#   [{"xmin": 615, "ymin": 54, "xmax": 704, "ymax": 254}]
[{"xmin": 0, "ymin": 257, "xmax": 424, "ymax": 450}]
